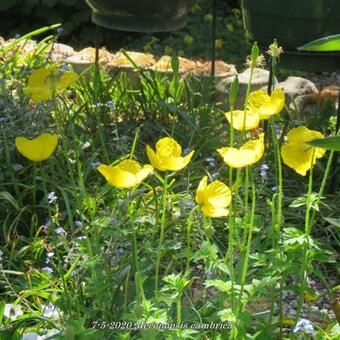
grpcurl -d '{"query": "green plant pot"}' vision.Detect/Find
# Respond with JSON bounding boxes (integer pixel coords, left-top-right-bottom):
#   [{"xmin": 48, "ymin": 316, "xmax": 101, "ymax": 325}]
[
  {"xmin": 241, "ymin": 0, "xmax": 340, "ymax": 71},
  {"xmin": 84, "ymin": 0, "xmax": 194, "ymax": 32}
]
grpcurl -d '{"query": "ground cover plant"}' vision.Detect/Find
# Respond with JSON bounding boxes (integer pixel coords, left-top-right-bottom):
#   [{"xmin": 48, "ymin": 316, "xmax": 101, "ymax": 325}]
[{"xmin": 0, "ymin": 26, "xmax": 339, "ymax": 339}]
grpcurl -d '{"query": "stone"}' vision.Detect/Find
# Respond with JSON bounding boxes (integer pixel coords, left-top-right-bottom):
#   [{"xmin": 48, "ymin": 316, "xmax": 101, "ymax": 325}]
[
  {"xmin": 65, "ymin": 47, "xmax": 113, "ymax": 75},
  {"xmin": 193, "ymin": 60, "xmax": 237, "ymax": 79},
  {"xmin": 48, "ymin": 43, "xmax": 75, "ymax": 62},
  {"xmin": 106, "ymin": 51, "xmax": 156, "ymax": 84},
  {"xmin": 271, "ymin": 76, "xmax": 319, "ymax": 113},
  {"xmin": 215, "ymin": 67, "xmax": 270, "ymax": 110},
  {"xmin": 151, "ymin": 55, "xmax": 196, "ymax": 75},
  {"xmin": 275, "ymin": 76, "xmax": 318, "ymax": 97}
]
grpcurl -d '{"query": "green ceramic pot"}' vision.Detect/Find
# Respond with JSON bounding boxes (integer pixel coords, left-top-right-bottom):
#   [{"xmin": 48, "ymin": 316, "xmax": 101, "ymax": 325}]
[
  {"xmin": 85, "ymin": 0, "xmax": 194, "ymax": 32},
  {"xmin": 241, "ymin": 0, "xmax": 340, "ymax": 71}
]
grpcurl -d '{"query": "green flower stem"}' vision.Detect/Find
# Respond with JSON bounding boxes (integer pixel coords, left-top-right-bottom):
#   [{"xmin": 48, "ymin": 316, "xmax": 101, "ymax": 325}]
[
  {"xmin": 127, "ymin": 193, "xmax": 146, "ymax": 303},
  {"xmin": 32, "ymin": 163, "xmax": 37, "ymax": 216},
  {"xmin": 309, "ymin": 150, "xmax": 334, "ymax": 229},
  {"xmin": 226, "ymin": 168, "xmax": 241, "ymax": 310},
  {"xmin": 241, "ymin": 166, "xmax": 249, "ymax": 249},
  {"xmin": 185, "ymin": 206, "xmax": 198, "ymax": 276},
  {"xmin": 177, "ymin": 292, "xmax": 182, "ymax": 324},
  {"xmin": 52, "ymin": 95, "xmax": 77, "ymax": 189},
  {"xmin": 242, "ymin": 64, "xmax": 255, "ymax": 139},
  {"xmin": 269, "ymin": 118, "xmax": 283, "ymax": 334},
  {"xmin": 132, "ymin": 229, "xmax": 145, "ymax": 302},
  {"xmin": 295, "ymin": 152, "xmax": 315, "ymax": 322},
  {"xmin": 237, "ymin": 168, "xmax": 256, "ymax": 314},
  {"xmin": 40, "ymin": 164, "xmax": 72, "ymax": 315},
  {"xmin": 294, "ymin": 146, "xmax": 336, "ymax": 322},
  {"xmin": 226, "ymin": 103, "xmax": 235, "ymax": 309},
  {"xmin": 243, "ymin": 67, "xmax": 254, "ymax": 113},
  {"xmin": 2, "ymin": 130, "xmax": 23, "ymax": 207},
  {"xmin": 308, "ymin": 126, "xmax": 339, "ymax": 229},
  {"xmin": 155, "ymin": 173, "xmax": 168, "ymax": 300}
]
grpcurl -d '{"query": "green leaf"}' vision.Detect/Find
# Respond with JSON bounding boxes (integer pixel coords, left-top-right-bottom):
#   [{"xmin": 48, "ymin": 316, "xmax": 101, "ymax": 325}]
[
  {"xmin": 298, "ymin": 34, "xmax": 340, "ymax": 52},
  {"xmin": 324, "ymin": 217, "xmax": 340, "ymax": 228},
  {"xmin": 306, "ymin": 136, "xmax": 340, "ymax": 151},
  {"xmin": 0, "ymin": 191, "xmax": 19, "ymax": 210}
]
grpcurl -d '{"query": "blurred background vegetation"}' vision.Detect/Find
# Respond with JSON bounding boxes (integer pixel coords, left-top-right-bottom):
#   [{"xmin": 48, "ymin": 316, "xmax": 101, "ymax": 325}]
[{"xmin": 0, "ymin": 0, "xmax": 249, "ymax": 67}]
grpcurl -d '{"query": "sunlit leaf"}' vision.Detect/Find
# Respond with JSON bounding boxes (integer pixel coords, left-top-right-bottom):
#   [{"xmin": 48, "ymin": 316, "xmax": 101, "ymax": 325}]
[
  {"xmin": 298, "ymin": 34, "xmax": 340, "ymax": 52},
  {"xmin": 306, "ymin": 136, "xmax": 340, "ymax": 151}
]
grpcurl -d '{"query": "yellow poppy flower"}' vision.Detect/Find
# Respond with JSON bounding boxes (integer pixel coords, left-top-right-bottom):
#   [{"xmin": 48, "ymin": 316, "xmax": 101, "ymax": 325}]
[
  {"xmin": 15, "ymin": 133, "xmax": 58, "ymax": 162},
  {"xmin": 97, "ymin": 159, "xmax": 153, "ymax": 189},
  {"xmin": 217, "ymin": 133, "xmax": 265, "ymax": 168},
  {"xmin": 281, "ymin": 126, "xmax": 326, "ymax": 176},
  {"xmin": 247, "ymin": 88, "xmax": 285, "ymax": 119},
  {"xmin": 196, "ymin": 176, "xmax": 231, "ymax": 217},
  {"xmin": 225, "ymin": 110, "xmax": 260, "ymax": 131},
  {"xmin": 25, "ymin": 67, "xmax": 78, "ymax": 104},
  {"xmin": 146, "ymin": 137, "xmax": 194, "ymax": 171}
]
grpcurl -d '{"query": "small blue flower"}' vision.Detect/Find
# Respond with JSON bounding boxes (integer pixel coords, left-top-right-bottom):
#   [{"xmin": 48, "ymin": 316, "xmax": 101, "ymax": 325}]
[
  {"xmin": 211, "ymin": 172, "xmax": 220, "ymax": 180},
  {"xmin": 183, "ymin": 148, "xmax": 192, "ymax": 156},
  {"xmin": 56, "ymin": 27, "xmax": 63, "ymax": 35},
  {"xmin": 260, "ymin": 163, "xmax": 269, "ymax": 178},
  {"xmin": 47, "ymin": 192, "xmax": 57, "ymax": 204},
  {"xmin": 275, "ymin": 124, "xmax": 282, "ymax": 136},
  {"xmin": 205, "ymin": 157, "xmax": 216, "ymax": 168},
  {"xmin": 45, "ymin": 252, "xmax": 54, "ymax": 264},
  {"xmin": 293, "ymin": 319, "xmax": 314, "ymax": 334},
  {"xmin": 60, "ymin": 64, "xmax": 71, "ymax": 72},
  {"xmin": 106, "ymin": 101, "xmax": 115, "ymax": 109},
  {"xmin": 74, "ymin": 220, "xmax": 83, "ymax": 228},
  {"xmin": 14, "ymin": 33, "xmax": 21, "ymax": 39},
  {"xmin": 42, "ymin": 266, "xmax": 53, "ymax": 274},
  {"xmin": 91, "ymin": 161, "xmax": 101, "ymax": 169},
  {"xmin": 55, "ymin": 227, "xmax": 66, "ymax": 236}
]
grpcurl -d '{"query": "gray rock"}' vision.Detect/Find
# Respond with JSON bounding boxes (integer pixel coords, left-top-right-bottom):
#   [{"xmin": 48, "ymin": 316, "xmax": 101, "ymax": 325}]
[
  {"xmin": 288, "ymin": 309, "xmax": 297, "ymax": 316},
  {"xmin": 215, "ymin": 67, "xmax": 271, "ymax": 110},
  {"xmin": 271, "ymin": 76, "xmax": 319, "ymax": 113},
  {"xmin": 49, "ymin": 43, "xmax": 75, "ymax": 62},
  {"xmin": 275, "ymin": 76, "xmax": 318, "ymax": 97}
]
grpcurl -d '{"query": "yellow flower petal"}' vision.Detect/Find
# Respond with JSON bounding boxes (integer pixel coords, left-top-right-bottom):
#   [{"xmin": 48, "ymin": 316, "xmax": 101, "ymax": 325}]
[
  {"xmin": 225, "ymin": 110, "xmax": 260, "ymax": 131},
  {"xmin": 156, "ymin": 137, "xmax": 182, "ymax": 158},
  {"xmin": 56, "ymin": 71, "xmax": 79, "ymax": 93},
  {"xmin": 281, "ymin": 126, "xmax": 326, "ymax": 176},
  {"xmin": 146, "ymin": 137, "xmax": 194, "ymax": 171},
  {"xmin": 181, "ymin": 150, "xmax": 195, "ymax": 169},
  {"xmin": 135, "ymin": 165, "xmax": 154, "ymax": 183},
  {"xmin": 15, "ymin": 133, "xmax": 58, "ymax": 162},
  {"xmin": 248, "ymin": 89, "xmax": 285, "ymax": 120},
  {"xmin": 217, "ymin": 134, "xmax": 264, "ymax": 168},
  {"xmin": 205, "ymin": 180, "xmax": 231, "ymax": 208},
  {"xmin": 25, "ymin": 68, "xmax": 54, "ymax": 103},
  {"xmin": 97, "ymin": 164, "xmax": 135, "ymax": 188},
  {"xmin": 98, "ymin": 160, "xmax": 152, "ymax": 188},
  {"xmin": 202, "ymin": 204, "xmax": 229, "ymax": 218},
  {"xmin": 146, "ymin": 145, "xmax": 166, "ymax": 171},
  {"xmin": 25, "ymin": 68, "xmax": 78, "ymax": 104},
  {"xmin": 270, "ymin": 88, "xmax": 285, "ymax": 115},
  {"xmin": 196, "ymin": 176, "xmax": 231, "ymax": 218},
  {"xmin": 281, "ymin": 142, "xmax": 314, "ymax": 176},
  {"xmin": 196, "ymin": 176, "xmax": 208, "ymax": 205}
]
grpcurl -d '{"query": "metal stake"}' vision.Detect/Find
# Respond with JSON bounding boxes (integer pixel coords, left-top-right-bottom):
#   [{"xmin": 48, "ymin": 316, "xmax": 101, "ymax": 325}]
[{"xmin": 211, "ymin": 0, "xmax": 217, "ymax": 76}]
